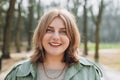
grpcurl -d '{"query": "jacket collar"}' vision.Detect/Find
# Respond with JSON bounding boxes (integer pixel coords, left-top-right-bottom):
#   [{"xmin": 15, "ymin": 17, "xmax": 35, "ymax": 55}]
[
  {"xmin": 16, "ymin": 60, "xmax": 37, "ymax": 79},
  {"xmin": 64, "ymin": 56, "xmax": 94, "ymax": 80},
  {"xmin": 16, "ymin": 57, "xmax": 94, "ymax": 79}
]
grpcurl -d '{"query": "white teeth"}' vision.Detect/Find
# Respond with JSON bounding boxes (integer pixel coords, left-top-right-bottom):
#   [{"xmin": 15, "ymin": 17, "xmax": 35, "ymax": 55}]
[{"xmin": 50, "ymin": 43, "xmax": 61, "ymax": 46}]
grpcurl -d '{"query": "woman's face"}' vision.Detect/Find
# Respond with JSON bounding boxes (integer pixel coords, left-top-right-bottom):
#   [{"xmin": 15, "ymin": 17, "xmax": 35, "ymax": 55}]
[{"xmin": 42, "ymin": 17, "xmax": 70, "ymax": 56}]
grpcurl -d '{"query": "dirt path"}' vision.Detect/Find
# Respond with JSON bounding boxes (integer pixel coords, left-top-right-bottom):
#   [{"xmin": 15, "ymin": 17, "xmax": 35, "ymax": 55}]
[
  {"xmin": 0, "ymin": 52, "xmax": 30, "ymax": 80},
  {"xmin": 88, "ymin": 49, "xmax": 120, "ymax": 54},
  {"xmin": 102, "ymin": 66, "xmax": 120, "ymax": 80},
  {"xmin": 89, "ymin": 49, "xmax": 120, "ymax": 80}
]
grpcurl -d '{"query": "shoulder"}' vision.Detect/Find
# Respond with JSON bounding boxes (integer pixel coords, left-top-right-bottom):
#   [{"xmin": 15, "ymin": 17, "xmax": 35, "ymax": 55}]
[
  {"xmin": 65, "ymin": 57, "xmax": 104, "ymax": 80},
  {"xmin": 4, "ymin": 59, "xmax": 34, "ymax": 80},
  {"xmin": 79, "ymin": 56, "xmax": 100, "ymax": 67},
  {"xmin": 79, "ymin": 56, "xmax": 103, "ymax": 78}
]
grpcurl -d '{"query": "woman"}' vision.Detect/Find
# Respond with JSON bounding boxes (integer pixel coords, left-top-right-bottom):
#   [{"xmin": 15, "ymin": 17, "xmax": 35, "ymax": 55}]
[{"xmin": 5, "ymin": 8, "xmax": 103, "ymax": 80}]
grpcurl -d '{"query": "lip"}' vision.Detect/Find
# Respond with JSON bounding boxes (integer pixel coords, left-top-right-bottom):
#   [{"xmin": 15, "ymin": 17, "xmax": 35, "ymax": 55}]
[{"xmin": 49, "ymin": 42, "xmax": 62, "ymax": 47}]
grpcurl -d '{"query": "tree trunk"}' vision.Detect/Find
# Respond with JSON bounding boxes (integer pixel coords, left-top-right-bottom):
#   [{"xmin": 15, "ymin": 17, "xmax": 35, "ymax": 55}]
[
  {"xmin": 2, "ymin": 0, "xmax": 16, "ymax": 58},
  {"xmin": 83, "ymin": 0, "xmax": 88, "ymax": 56},
  {"xmin": 27, "ymin": 0, "xmax": 34, "ymax": 51},
  {"xmin": 94, "ymin": 0, "xmax": 104, "ymax": 63},
  {"xmin": 37, "ymin": 0, "xmax": 42, "ymax": 20},
  {"xmin": 15, "ymin": 0, "xmax": 22, "ymax": 52},
  {"xmin": 0, "ymin": 24, "xmax": 2, "ymax": 42},
  {"xmin": 94, "ymin": 23, "xmax": 100, "ymax": 62},
  {"xmin": 0, "ymin": 10, "xmax": 2, "ymax": 42}
]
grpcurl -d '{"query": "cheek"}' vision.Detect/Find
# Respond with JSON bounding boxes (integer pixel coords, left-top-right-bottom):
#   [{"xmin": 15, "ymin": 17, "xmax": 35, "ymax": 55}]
[
  {"xmin": 42, "ymin": 34, "xmax": 52, "ymax": 47},
  {"xmin": 42, "ymin": 34, "xmax": 50, "ymax": 41},
  {"xmin": 67, "ymin": 39, "xmax": 70, "ymax": 47},
  {"xmin": 63, "ymin": 36, "xmax": 70, "ymax": 46},
  {"xmin": 42, "ymin": 35, "xmax": 48, "ymax": 46}
]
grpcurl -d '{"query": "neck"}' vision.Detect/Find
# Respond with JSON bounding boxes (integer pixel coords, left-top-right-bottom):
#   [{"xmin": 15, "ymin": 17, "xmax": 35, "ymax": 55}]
[{"xmin": 44, "ymin": 54, "xmax": 65, "ymax": 69}]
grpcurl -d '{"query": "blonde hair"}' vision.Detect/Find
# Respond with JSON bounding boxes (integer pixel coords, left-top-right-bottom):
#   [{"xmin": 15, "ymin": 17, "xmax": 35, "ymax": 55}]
[{"xmin": 31, "ymin": 8, "xmax": 80, "ymax": 66}]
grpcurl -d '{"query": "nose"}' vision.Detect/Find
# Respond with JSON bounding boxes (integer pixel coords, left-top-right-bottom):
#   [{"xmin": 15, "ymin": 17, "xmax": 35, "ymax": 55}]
[{"xmin": 52, "ymin": 32, "xmax": 60, "ymax": 40}]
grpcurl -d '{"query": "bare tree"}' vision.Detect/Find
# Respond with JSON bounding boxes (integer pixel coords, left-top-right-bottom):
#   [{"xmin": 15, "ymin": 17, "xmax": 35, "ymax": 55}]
[
  {"xmin": 27, "ymin": 0, "xmax": 35, "ymax": 51},
  {"xmin": 0, "ymin": 1, "xmax": 7, "ymax": 46},
  {"xmin": 83, "ymin": 0, "xmax": 88, "ymax": 56},
  {"xmin": 36, "ymin": 0, "xmax": 43, "ymax": 20},
  {"xmin": 2, "ymin": 0, "xmax": 16, "ymax": 58},
  {"xmin": 66, "ymin": 0, "xmax": 81, "ymax": 22},
  {"xmin": 71, "ymin": 0, "xmax": 81, "ymax": 23},
  {"xmin": 0, "ymin": 13, "xmax": 2, "ymax": 42},
  {"xmin": 90, "ymin": 0, "xmax": 105, "ymax": 62},
  {"xmin": 15, "ymin": 0, "xmax": 23, "ymax": 52}
]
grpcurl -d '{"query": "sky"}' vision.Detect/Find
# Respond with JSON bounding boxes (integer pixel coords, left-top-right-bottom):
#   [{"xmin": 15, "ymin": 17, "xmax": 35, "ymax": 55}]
[
  {"xmin": 22, "ymin": 0, "xmax": 68, "ymax": 8},
  {"xmin": 20, "ymin": 0, "xmax": 120, "ymax": 16},
  {"xmin": 22, "ymin": 0, "xmax": 98, "ymax": 8}
]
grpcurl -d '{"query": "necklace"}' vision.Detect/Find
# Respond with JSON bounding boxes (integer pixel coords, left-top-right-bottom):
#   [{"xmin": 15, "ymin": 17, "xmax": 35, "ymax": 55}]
[{"xmin": 42, "ymin": 63, "xmax": 66, "ymax": 79}]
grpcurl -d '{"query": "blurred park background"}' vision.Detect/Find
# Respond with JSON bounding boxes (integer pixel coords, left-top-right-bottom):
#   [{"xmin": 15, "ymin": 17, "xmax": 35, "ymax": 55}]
[{"xmin": 0, "ymin": 0, "xmax": 120, "ymax": 79}]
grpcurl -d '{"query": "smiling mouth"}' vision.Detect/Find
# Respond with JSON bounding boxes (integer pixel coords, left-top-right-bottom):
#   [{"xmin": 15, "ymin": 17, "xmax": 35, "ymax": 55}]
[{"xmin": 49, "ymin": 42, "xmax": 62, "ymax": 47}]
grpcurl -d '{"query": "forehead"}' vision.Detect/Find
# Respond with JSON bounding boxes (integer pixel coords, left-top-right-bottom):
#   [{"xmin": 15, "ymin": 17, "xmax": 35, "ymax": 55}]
[{"xmin": 48, "ymin": 17, "xmax": 66, "ymax": 29}]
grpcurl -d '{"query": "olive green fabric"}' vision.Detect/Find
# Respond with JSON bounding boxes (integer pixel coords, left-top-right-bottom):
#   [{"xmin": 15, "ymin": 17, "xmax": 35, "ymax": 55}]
[{"xmin": 4, "ymin": 57, "xmax": 103, "ymax": 80}]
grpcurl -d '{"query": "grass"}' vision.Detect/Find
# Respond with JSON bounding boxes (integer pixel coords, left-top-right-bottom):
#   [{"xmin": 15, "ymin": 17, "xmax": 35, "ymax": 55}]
[
  {"xmin": 80, "ymin": 42, "xmax": 120, "ymax": 71},
  {"xmin": 80, "ymin": 42, "xmax": 120, "ymax": 50}
]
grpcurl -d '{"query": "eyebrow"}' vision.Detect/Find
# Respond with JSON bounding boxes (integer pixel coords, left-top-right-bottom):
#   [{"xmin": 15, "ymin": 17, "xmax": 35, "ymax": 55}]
[
  {"xmin": 48, "ymin": 26, "xmax": 53, "ymax": 29},
  {"xmin": 61, "ymin": 28, "xmax": 66, "ymax": 30},
  {"xmin": 48, "ymin": 26, "xmax": 66, "ymax": 30}
]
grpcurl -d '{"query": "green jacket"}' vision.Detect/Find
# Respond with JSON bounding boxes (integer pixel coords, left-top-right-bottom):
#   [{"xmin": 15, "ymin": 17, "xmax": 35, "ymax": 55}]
[{"xmin": 4, "ymin": 57, "xmax": 103, "ymax": 80}]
